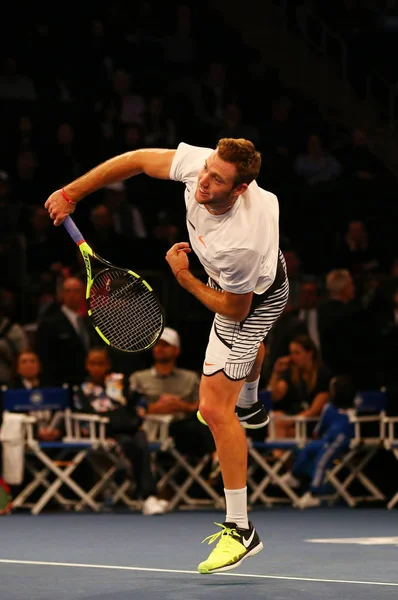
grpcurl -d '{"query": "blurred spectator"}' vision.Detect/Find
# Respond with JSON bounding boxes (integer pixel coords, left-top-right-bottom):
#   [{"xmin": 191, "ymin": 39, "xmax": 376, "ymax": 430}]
[
  {"xmin": 12, "ymin": 148, "xmax": 47, "ymax": 206},
  {"xmin": 50, "ymin": 121, "xmax": 83, "ymax": 188},
  {"xmin": 217, "ymin": 102, "xmax": 260, "ymax": 146},
  {"xmin": 0, "ymin": 288, "xmax": 29, "ymax": 385},
  {"xmin": 334, "ymin": 220, "xmax": 380, "ymax": 275},
  {"xmin": 0, "ymin": 55, "xmax": 37, "ymax": 101},
  {"xmin": 129, "ymin": 327, "xmax": 214, "ymax": 458},
  {"xmin": 36, "ymin": 277, "xmax": 93, "ymax": 386},
  {"xmin": 281, "ymin": 374, "xmax": 356, "ymax": 508},
  {"xmin": 318, "ymin": 269, "xmax": 382, "ymax": 388},
  {"xmin": 144, "ymin": 95, "xmax": 177, "ymax": 147},
  {"xmin": 94, "ymin": 97, "xmax": 121, "ymax": 160},
  {"xmin": 196, "ymin": 61, "xmax": 230, "ymax": 142},
  {"xmin": 262, "ymin": 96, "xmax": 298, "ymax": 160},
  {"xmin": 263, "ymin": 300, "xmax": 308, "ymax": 383},
  {"xmin": 112, "ymin": 68, "xmax": 146, "ymax": 126},
  {"xmin": 0, "ymin": 170, "xmax": 21, "ymax": 233},
  {"xmin": 8, "ymin": 350, "xmax": 61, "ymax": 441},
  {"xmin": 293, "ymin": 133, "xmax": 342, "ymax": 186},
  {"xmin": 161, "ymin": 4, "xmax": 197, "ymax": 76},
  {"xmin": 283, "ymin": 247, "xmax": 304, "ymax": 307},
  {"xmin": 87, "ymin": 203, "xmax": 128, "ymax": 266},
  {"xmin": 102, "ymin": 182, "xmax": 147, "ymax": 240},
  {"xmin": 73, "ymin": 347, "xmax": 168, "ymax": 515},
  {"xmin": 23, "ymin": 206, "xmax": 69, "ymax": 276},
  {"xmin": 297, "ymin": 280, "xmax": 322, "ymax": 350},
  {"xmin": 337, "ymin": 128, "xmax": 385, "ymax": 182},
  {"xmin": 268, "ymin": 334, "xmax": 332, "ymax": 438}
]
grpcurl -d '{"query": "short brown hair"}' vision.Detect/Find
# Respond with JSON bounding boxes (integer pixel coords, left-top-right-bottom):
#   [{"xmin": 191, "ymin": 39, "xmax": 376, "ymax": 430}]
[{"xmin": 216, "ymin": 138, "xmax": 261, "ymax": 185}]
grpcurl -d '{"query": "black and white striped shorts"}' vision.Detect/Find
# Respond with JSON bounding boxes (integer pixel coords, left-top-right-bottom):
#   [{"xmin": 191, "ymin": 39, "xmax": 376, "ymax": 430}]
[{"xmin": 203, "ymin": 250, "xmax": 289, "ymax": 381}]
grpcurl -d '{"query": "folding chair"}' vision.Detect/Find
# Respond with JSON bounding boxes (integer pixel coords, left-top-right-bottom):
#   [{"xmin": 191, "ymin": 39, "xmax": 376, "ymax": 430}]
[
  {"xmin": 62, "ymin": 409, "xmax": 140, "ymax": 512},
  {"xmin": 247, "ymin": 391, "xmax": 317, "ymax": 508},
  {"xmin": 383, "ymin": 413, "xmax": 398, "ymax": 509},
  {"xmin": 1, "ymin": 387, "xmax": 103, "ymax": 515},
  {"xmin": 143, "ymin": 415, "xmax": 224, "ymax": 510},
  {"xmin": 324, "ymin": 390, "xmax": 387, "ymax": 507}
]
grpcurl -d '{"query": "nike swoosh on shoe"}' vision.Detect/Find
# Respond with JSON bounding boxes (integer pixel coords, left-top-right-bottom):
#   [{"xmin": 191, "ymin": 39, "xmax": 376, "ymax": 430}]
[{"xmin": 242, "ymin": 529, "xmax": 256, "ymax": 549}]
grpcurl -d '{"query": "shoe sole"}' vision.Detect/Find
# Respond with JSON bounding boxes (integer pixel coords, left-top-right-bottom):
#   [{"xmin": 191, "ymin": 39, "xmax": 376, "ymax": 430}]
[
  {"xmin": 240, "ymin": 415, "xmax": 270, "ymax": 429},
  {"xmin": 197, "ymin": 411, "xmax": 270, "ymax": 430},
  {"xmin": 198, "ymin": 541, "xmax": 264, "ymax": 574}
]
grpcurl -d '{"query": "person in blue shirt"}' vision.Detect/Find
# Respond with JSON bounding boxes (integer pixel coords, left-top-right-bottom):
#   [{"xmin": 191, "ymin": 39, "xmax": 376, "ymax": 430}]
[{"xmin": 281, "ymin": 374, "xmax": 355, "ymax": 507}]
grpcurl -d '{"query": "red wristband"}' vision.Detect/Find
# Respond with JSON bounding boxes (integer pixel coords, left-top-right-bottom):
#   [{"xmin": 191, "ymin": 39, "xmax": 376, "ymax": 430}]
[
  {"xmin": 61, "ymin": 188, "xmax": 77, "ymax": 205},
  {"xmin": 175, "ymin": 268, "xmax": 189, "ymax": 280}
]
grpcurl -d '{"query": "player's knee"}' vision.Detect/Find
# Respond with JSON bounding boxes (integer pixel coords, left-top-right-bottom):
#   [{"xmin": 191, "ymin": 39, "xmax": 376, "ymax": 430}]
[{"xmin": 199, "ymin": 398, "xmax": 234, "ymax": 429}]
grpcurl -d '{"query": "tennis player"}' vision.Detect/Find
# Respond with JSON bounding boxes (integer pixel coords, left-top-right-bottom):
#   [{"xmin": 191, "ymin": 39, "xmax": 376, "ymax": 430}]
[{"xmin": 45, "ymin": 138, "xmax": 289, "ymax": 574}]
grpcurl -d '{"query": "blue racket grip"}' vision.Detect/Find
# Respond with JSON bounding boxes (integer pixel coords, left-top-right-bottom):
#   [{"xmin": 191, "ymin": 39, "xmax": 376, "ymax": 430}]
[{"xmin": 63, "ymin": 216, "xmax": 85, "ymax": 245}]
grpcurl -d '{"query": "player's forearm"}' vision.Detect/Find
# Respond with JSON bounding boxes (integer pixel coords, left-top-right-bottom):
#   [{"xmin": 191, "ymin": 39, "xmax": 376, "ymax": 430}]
[
  {"xmin": 63, "ymin": 148, "xmax": 174, "ymax": 203},
  {"xmin": 176, "ymin": 270, "xmax": 246, "ymax": 321}
]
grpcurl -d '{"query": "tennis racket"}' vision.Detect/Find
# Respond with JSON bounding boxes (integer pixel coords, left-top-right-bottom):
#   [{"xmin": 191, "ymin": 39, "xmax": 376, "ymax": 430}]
[
  {"xmin": 0, "ymin": 478, "xmax": 12, "ymax": 515},
  {"xmin": 62, "ymin": 216, "xmax": 164, "ymax": 353}
]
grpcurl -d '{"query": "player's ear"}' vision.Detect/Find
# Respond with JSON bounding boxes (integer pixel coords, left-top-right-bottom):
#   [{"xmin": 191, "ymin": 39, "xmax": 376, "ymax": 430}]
[{"xmin": 234, "ymin": 182, "xmax": 248, "ymax": 196}]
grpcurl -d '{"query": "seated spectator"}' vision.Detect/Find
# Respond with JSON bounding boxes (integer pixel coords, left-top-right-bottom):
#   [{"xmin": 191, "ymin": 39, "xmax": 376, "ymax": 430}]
[
  {"xmin": 280, "ymin": 375, "xmax": 355, "ymax": 508},
  {"xmin": 36, "ymin": 277, "xmax": 93, "ymax": 386},
  {"xmin": 268, "ymin": 334, "xmax": 333, "ymax": 438},
  {"xmin": 73, "ymin": 347, "xmax": 168, "ymax": 516},
  {"xmin": 0, "ymin": 288, "xmax": 29, "ymax": 386},
  {"xmin": 129, "ymin": 327, "xmax": 214, "ymax": 458},
  {"xmin": 8, "ymin": 350, "xmax": 61, "ymax": 442},
  {"xmin": 293, "ymin": 133, "xmax": 342, "ymax": 187}
]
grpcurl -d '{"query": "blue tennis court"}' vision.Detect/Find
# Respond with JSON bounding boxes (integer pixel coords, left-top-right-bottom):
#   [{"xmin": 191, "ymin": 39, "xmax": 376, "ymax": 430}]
[{"xmin": 1, "ymin": 507, "xmax": 397, "ymax": 599}]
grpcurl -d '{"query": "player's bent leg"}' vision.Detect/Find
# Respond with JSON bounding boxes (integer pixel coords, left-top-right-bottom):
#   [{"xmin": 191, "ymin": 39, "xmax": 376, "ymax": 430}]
[
  {"xmin": 197, "ymin": 372, "xmax": 263, "ymax": 573},
  {"xmin": 199, "ymin": 371, "xmax": 246, "ymax": 489}
]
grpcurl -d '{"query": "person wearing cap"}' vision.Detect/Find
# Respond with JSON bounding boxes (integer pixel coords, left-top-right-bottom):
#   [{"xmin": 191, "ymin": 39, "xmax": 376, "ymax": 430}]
[{"xmin": 129, "ymin": 327, "xmax": 214, "ymax": 458}]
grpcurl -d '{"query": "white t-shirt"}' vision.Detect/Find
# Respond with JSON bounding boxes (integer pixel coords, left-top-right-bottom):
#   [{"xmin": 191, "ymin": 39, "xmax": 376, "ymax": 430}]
[{"xmin": 170, "ymin": 142, "xmax": 280, "ymax": 294}]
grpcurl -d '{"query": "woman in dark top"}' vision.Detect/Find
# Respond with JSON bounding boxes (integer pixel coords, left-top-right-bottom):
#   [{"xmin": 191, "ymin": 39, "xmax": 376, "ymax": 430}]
[{"xmin": 268, "ymin": 334, "xmax": 333, "ymax": 438}]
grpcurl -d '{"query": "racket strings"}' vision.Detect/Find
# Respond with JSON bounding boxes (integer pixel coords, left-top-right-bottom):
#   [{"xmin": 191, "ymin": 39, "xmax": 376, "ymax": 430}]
[{"xmin": 90, "ymin": 269, "xmax": 163, "ymax": 352}]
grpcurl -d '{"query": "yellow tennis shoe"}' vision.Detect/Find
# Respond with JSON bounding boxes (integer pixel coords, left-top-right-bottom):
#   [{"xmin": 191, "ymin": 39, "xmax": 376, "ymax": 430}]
[{"xmin": 198, "ymin": 521, "xmax": 263, "ymax": 574}]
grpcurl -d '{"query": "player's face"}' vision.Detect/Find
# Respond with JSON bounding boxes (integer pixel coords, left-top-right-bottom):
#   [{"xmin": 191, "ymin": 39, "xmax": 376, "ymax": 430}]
[{"xmin": 195, "ymin": 151, "xmax": 244, "ymax": 213}]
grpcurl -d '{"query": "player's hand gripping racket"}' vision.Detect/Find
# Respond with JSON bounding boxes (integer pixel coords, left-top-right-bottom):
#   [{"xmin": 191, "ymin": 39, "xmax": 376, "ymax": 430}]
[{"xmin": 63, "ymin": 216, "xmax": 164, "ymax": 353}]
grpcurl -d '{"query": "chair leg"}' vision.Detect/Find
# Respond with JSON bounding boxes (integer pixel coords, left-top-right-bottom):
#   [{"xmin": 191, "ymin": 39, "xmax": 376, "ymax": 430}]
[
  {"xmin": 31, "ymin": 449, "xmax": 100, "ymax": 514},
  {"xmin": 248, "ymin": 447, "xmax": 302, "ymax": 508}
]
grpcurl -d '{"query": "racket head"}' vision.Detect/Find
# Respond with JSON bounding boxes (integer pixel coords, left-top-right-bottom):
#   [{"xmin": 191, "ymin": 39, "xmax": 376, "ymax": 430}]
[
  {"xmin": 87, "ymin": 267, "xmax": 165, "ymax": 353},
  {"xmin": 0, "ymin": 479, "xmax": 12, "ymax": 515}
]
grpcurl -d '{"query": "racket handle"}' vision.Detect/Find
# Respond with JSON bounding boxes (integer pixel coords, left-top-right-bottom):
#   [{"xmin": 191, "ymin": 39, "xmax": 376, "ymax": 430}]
[{"xmin": 63, "ymin": 216, "xmax": 85, "ymax": 245}]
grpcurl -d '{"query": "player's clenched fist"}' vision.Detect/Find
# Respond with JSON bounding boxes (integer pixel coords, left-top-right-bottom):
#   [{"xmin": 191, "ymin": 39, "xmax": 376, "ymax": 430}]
[
  {"xmin": 165, "ymin": 242, "xmax": 191, "ymax": 277},
  {"xmin": 44, "ymin": 189, "xmax": 75, "ymax": 226}
]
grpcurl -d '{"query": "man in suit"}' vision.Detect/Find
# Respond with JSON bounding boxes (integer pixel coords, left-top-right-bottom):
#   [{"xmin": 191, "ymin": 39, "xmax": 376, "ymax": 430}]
[{"xmin": 36, "ymin": 277, "xmax": 93, "ymax": 386}]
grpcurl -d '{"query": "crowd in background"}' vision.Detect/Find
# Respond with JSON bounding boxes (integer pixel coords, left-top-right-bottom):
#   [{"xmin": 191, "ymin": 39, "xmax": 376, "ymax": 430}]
[{"xmin": 1, "ymin": 0, "xmax": 398, "ymax": 424}]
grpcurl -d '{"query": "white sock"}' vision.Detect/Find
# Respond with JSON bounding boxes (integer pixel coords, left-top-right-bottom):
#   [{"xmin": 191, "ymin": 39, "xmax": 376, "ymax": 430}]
[
  {"xmin": 236, "ymin": 376, "xmax": 260, "ymax": 409},
  {"xmin": 224, "ymin": 487, "xmax": 249, "ymax": 529}
]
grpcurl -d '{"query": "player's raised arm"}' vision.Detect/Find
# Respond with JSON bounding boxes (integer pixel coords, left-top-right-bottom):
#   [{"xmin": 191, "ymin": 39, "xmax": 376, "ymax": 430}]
[{"xmin": 45, "ymin": 148, "xmax": 176, "ymax": 226}]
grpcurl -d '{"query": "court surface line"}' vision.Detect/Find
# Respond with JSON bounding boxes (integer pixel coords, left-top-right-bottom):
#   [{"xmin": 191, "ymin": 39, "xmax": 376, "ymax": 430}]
[{"xmin": 0, "ymin": 559, "xmax": 397, "ymax": 587}]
